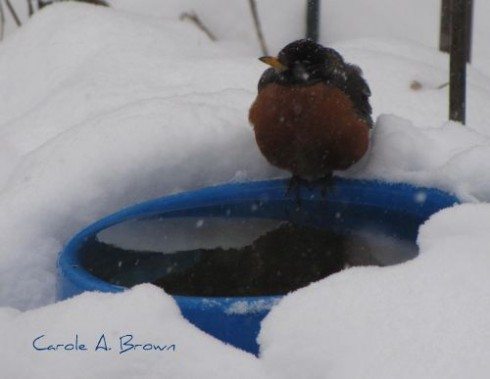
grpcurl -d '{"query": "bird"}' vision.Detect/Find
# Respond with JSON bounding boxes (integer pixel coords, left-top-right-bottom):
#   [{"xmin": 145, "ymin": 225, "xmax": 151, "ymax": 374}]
[{"xmin": 249, "ymin": 39, "xmax": 373, "ymax": 198}]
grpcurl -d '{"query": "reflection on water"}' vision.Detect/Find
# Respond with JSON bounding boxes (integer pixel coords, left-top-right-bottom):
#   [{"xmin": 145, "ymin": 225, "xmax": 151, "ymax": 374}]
[
  {"xmin": 97, "ymin": 217, "xmax": 282, "ymax": 253},
  {"xmin": 82, "ymin": 215, "xmax": 418, "ymax": 297}
]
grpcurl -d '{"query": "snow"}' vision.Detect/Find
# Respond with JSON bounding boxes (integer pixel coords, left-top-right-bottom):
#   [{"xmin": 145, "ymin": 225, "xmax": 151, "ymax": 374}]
[
  {"xmin": 259, "ymin": 203, "xmax": 490, "ymax": 378},
  {"xmin": 1, "ymin": 1, "xmax": 490, "ymax": 377},
  {"xmin": 0, "ymin": 284, "xmax": 266, "ymax": 378},
  {"xmin": 226, "ymin": 298, "xmax": 281, "ymax": 316},
  {"xmin": 0, "ymin": 3, "xmax": 280, "ymax": 309},
  {"xmin": 350, "ymin": 114, "xmax": 490, "ymax": 202}
]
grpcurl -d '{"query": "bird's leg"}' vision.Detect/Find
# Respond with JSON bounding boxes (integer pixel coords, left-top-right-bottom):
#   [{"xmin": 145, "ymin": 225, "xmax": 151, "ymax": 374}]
[
  {"xmin": 312, "ymin": 172, "xmax": 334, "ymax": 198},
  {"xmin": 286, "ymin": 175, "xmax": 305, "ymax": 206}
]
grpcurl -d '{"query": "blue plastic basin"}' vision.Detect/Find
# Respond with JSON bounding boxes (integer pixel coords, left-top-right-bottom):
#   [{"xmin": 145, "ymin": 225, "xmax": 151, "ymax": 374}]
[{"xmin": 57, "ymin": 178, "xmax": 459, "ymax": 354}]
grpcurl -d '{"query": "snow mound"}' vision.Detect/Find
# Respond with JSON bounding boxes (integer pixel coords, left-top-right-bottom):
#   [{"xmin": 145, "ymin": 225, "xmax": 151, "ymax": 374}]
[
  {"xmin": 0, "ymin": 284, "xmax": 265, "ymax": 378},
  {"xmin": 0, "ymin": 92, "xmax": 279, "ymax": 309},
  {"xmin": 0, "ymin": 4, "xmax": 279, "ymax": 309},
  {"xmin": 259, "ymin": 202, "xmax": 490, "ymax": 378},
  {"xmin": 353, "ymin": 114, "xmax": 490, "ymax": 202}
]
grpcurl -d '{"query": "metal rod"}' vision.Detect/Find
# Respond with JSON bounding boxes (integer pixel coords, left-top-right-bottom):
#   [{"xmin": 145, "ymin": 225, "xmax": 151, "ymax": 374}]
[
  {"xmin": 439, "ymin": 0, "xmax": 451, "ymax": 53},
  {"xmin": 449, "ymin": 0, "xmax": 468, "ymax": 124},
  {"xmin": 465, "ymin": 0, "xmax": 474, "ymax": 62},
  {"xmin": 440, "ymin": 0, "xmax": 473, "ymax": 63},
  {"xmin": 306, "ymin": 0, "xmax": 320, "ymax": 42}
]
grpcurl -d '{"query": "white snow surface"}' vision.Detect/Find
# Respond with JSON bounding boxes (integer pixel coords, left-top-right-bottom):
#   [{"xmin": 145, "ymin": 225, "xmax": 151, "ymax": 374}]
[
  {"xmin": 1, "ymin": 2, "xmax": 490, "ymax": 378},
  {"xmin": 259, "ymin": 203, "xmax": 490, "ymax": 378},
  {"xmin": 0, "ymin": 285, "xmax": 266, "ymax": 379}
]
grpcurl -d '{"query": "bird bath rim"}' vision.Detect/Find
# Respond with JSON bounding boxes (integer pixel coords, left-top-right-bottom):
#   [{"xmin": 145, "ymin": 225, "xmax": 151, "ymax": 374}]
[{"xmin": 58, "ymin": 177, "xmax": 459, "ymax": 299}]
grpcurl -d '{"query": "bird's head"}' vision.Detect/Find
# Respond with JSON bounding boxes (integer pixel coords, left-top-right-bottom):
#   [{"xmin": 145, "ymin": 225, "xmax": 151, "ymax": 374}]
[{"xmin": 258, "ymin": 39, "xmax": 345, "ymax": 89}]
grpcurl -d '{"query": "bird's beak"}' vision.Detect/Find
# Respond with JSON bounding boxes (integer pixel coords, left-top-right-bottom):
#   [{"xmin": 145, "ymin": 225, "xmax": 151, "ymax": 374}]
[{"xmin": 259, "ymin": 56, "xmax": 288, "ymax": 72}]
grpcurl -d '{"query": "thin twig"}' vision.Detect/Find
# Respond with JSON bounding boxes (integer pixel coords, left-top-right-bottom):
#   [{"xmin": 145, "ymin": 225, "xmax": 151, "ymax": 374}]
[
  {"xmin": 37, "ymin": 0, "xmax": 110, "ymax": 9},
  {"xmin": 72, "ymin": 0, "xmax": 109, "ymax": 6},
  {"xmin": 248, "ymin": 0, "xmax": 268, "ymax": 55},
  {"xmin": 27, "ymin": 0, "xmax": 34, "ymax": 16},
  {"xmin": 179, "ymin": 11, "xmax": 216, "ymax": 42},
  {"xmin": 37, "ymin": 0, "xmax": 48, "ymax": 10},
  {"xmin": 0, "ymin": 1, "xmax": 5, "ymax": 41},
  {"xmin": 5, "ymin": 0, "xmax": 21, "ymax": 27},
  {"xmin": 437, "ymin": 81, "xmax": 449, "ymax": 90},
  {"xmin": 410, "ymin": 80, "xmax": 449, "ymax": 91}
]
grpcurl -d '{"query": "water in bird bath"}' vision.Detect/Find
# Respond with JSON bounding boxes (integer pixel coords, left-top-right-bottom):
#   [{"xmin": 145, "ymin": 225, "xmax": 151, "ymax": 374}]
[{"xmin": 81, "ymin": 212, "xmax": 418, "ymax": 297}]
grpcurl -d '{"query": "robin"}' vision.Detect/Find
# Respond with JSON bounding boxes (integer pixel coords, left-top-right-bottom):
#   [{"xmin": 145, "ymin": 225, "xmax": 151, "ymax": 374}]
[{"xmin": 249, "ymin": 39, "xmax": 372, "ymax": 196}]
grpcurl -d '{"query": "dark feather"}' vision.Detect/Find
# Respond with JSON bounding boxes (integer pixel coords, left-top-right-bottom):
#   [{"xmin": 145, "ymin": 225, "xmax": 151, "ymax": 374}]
[{"xmin": 257, "ymin": 39, "xmax": 373, "ymax": 127}]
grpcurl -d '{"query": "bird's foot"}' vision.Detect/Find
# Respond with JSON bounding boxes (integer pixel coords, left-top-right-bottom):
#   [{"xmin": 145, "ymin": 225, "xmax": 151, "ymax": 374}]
[
  {"xmin": 286, "ymin": 175, "xmax": 307, "ymax": 207},
  {"xmin": 311, "ymin": 173, "xmax": 335, "ymax": 198},
  {"xmin": 286, "ymin": 174, "xmax": 335, "ymax": 206}
]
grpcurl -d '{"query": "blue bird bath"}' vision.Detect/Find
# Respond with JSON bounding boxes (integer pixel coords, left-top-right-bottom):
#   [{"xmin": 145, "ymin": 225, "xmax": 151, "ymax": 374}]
[{"xmin": 57, "ymin": 178, "xmax": 458, "ymax": 354}]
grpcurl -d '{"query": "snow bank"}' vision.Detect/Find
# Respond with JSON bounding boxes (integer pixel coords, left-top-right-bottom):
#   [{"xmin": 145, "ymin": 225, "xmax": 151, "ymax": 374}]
[
  {"xmin": 259, "ymin": 203, "xmax": 490, "ymax": 378},
  {"xmin": 0, "ymin": 284, "xmax": 266, "ymax": 378},
  {"xmin": 4, "ymin": 0, "xmax": 490, "ymax": 79},
  {"xmin": 0, "ymin": 3, "xmax": 279, "ymax": 309},
  {"xmin": 351, "ymin": 114, "xmax": 490, "ymax": 202},
  {"xmin": 83, "ymin": 0, "xmax": 490, "ymax": 79}
]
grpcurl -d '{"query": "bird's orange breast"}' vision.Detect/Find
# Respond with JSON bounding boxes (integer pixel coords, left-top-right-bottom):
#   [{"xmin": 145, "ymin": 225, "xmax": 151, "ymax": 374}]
[{"xmin": 249, "ymin": 82, "xmax": 370, "ymax": 178}]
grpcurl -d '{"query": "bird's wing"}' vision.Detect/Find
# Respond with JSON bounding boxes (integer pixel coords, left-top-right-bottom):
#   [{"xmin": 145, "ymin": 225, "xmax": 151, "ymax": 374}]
[{"xmin": 343, "ymin": 64, "xmax": 373, "ymax": 127}]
